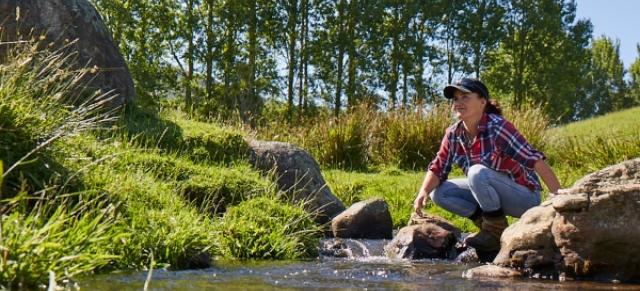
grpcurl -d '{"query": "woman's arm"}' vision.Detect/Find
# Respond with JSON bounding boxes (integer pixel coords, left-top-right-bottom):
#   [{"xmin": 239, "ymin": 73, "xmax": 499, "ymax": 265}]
[
  {"xmin": 534, "ymin": 159, "xmax": 561, "ymax": 194},
  {"xmin": 413, "ymin": 170, "xmax": 441, "ymax": 216}
]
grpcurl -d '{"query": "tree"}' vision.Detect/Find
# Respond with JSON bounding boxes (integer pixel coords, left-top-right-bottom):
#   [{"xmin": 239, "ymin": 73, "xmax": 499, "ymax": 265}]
[
  {"xmin": 628, "ymin": 44, "xmax": 640, "ymax": 107},
  {"xmin": 457, "ymin": 0, "xmax": 506, "ymax": 79},
  {"xmin": 582, "ymin": 36, "xmax": 627, "ymax": 118},
  {"xmin": 483, "ymin": 0, "xmax": 592, "ymax": 122}
]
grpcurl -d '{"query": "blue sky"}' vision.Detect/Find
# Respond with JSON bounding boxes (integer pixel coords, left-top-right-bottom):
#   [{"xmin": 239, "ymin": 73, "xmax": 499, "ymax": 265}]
[{"xmin": 575, "ymin": 0, "xmax": 640, "ymax": 68}]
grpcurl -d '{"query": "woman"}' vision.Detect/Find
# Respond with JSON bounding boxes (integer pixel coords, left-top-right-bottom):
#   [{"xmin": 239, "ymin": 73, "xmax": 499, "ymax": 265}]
[{"xmin": 413, "ymin": 78, "xmax": 562, "ymax": 252}]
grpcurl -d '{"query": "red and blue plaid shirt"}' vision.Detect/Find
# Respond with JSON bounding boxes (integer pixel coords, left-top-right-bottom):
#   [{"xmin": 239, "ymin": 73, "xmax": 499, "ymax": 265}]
[{"xmin": 428, "ymin": 113, "xmax": 545, "ymax": 191}]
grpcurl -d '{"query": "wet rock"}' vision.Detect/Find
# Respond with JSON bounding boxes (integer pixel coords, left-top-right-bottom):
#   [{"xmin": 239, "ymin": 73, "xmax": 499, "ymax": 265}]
[
  {"xmin": 0, "ymin": 0, "xmax": 135, "ymax": 106},
  {"xmin": 463, "ymin": 265, "xmax": 522, "ymax": 279},
  {"xmin": 407, "ymin": 212, "xmax": 462, "ymax": 239},
  {"xmin": 248, "ymin": 140, "xmax": 345, "ymax": 224},
  {"xmin": 384, "ymin": 223, "xmax": 456, "ymax": 259},
  {"xmin": 186, "ymin": 251, "xmax": 211, "ymax": 269},
  {"xmin": 455, "ymin": 247, "xmax": 479, "ymax": 264},
  {"xmin": 494, "ymin": 200, "xmax": 558, "ymax": 268},
  {"xmin": 331, "ymin": 198, "xmax": 392, "ymax": 239},
  {"xmin": 319, "ymin": 239, "xmax": 351, "ymax": 258},
  {"xmin": 494, "ymin": 158, "xmax": 640, "ymax": 282}
]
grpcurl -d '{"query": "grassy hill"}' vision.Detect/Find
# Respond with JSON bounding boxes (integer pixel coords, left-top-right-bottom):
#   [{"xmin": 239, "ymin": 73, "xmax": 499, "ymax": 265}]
[{"xmin": 548, "ymin": 106, "xmax": 640, "ymax": 139}]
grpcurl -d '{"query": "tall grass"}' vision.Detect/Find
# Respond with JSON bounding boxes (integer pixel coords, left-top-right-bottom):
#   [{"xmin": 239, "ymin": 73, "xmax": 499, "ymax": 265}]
[
  {"xmin": 0, "ymin": 38, "xmax": 326, "ymax": 288},
  {"xmin": 255, "ymin": 102, "xmax": 550, "ymax": 171},
  {"xmin": 0, "ymin": 193, "xmax": 121, "ymax": 288},
  {"xmin": 0, "ymin": 39, "xmax": 117, "ymax": 196},
  {"xmin": 216, "ymin": 196, "xmax": 321, "ymax": 260}
]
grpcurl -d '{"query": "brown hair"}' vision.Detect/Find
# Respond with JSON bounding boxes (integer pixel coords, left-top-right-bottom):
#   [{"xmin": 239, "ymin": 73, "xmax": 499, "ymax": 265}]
[{"xmin": 485, "ymin": 99, "xmax": 502, "ymax": 116}]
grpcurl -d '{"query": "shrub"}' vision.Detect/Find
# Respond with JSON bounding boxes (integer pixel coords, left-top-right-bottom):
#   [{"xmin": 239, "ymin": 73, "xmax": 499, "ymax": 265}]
[{"xmin": 217, "ymin": 196, "xmax": 321, "ymax": 259}]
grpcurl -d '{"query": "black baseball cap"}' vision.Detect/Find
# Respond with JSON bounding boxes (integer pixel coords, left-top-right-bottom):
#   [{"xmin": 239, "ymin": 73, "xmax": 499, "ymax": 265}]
[{"xmin": 444, "ymin": 78, "xmax": 490, "ymax": 99}]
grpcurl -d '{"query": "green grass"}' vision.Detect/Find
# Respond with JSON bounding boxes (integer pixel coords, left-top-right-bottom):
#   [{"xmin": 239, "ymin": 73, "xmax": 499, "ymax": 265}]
[
  {"xmin": 546, "ymin": 106, "xmax": 640, "ymax": 187},
  {"xmin": 547, "ymin": 106, "xmax": 640, "ymax": 139},
  {"xmin": 323, "ymin": 167, "xmax": 475, "ymax": 232},
  {"xmin": 0, "ymin": 41, "xmax": 320, "ymax": 288}
]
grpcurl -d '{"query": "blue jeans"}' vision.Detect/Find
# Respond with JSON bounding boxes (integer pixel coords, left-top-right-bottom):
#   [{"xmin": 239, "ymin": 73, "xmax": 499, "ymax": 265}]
[{"xmin": 429, "ymin": 164, "xmax": 541, "ymax": 218}]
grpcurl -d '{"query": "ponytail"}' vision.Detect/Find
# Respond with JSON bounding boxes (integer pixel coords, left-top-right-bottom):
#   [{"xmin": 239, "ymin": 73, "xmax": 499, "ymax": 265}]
[{"xmin": 485, "ymin": 100, "xmax": 502, "ymax": 116}]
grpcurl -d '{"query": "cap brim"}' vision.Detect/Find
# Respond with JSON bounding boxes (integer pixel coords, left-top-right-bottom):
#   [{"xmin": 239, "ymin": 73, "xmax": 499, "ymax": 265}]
[{"xmin": 444, "ymin": 85, "xmax": 471, "ymax": 99}]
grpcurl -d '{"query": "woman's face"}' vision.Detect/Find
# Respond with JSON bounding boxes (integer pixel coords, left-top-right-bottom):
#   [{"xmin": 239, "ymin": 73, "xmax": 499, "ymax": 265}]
[{"xmin": 451, "ymin": 90, "xmax": 486, "ymax": 121}]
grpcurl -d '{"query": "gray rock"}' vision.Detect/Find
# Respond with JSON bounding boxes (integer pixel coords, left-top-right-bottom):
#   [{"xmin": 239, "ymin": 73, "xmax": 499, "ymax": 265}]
[
  {"xmin": 384, "ymin": 223, "xmax": 457, "ymax": 259},
  {"xmin": 0, "ymin": 0, "xmax": 135, "ymax": 106},
  {"xmin": 331, "ymin": 198, "xmax": 393, "ymax": 239},
  {"xmin": 494, "ymin": 158, "xmax": 640, "ymax": 282},
  {"xmin": 247, "ymin": 140, "xmax": 345, "ymax": 224}
]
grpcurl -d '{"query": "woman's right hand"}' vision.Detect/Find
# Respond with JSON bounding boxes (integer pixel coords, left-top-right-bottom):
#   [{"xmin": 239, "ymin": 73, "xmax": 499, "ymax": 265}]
[{"xmin": 413, "ymin": 191, "xmax": 429, "ymax": 217}]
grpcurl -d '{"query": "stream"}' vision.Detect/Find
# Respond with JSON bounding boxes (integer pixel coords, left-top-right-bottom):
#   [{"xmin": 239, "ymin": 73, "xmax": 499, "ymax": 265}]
[{"xmin": 80, "ymin": 239, "xmax": 640, "ymax": 290}]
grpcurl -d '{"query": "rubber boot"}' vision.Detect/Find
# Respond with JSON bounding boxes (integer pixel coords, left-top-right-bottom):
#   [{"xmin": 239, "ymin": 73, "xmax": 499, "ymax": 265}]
[{"xmin": 465, "ymin": 211, "xmax": 508, "ymax": 252}]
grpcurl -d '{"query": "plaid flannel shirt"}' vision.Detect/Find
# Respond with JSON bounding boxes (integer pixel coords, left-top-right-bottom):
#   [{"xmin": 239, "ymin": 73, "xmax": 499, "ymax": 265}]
[{"xmin": 428, "ymin": 113, "xmax": 545, "ymax": 191}]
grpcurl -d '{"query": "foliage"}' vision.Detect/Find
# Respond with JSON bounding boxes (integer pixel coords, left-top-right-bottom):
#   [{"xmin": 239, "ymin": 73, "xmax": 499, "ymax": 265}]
[
  {"xmin": 216, "ymin": 196, "xmax": 321, "ymax": 260},
  {"xmin": 88, "ymin": 0, "xmax": 640, "ymax": 124},
  {"xmin": 579, "ymin": 36, "xmax": 629, "ymax": 119}
]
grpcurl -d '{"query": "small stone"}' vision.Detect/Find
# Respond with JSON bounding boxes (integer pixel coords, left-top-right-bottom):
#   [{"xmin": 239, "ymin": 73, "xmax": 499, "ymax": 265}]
[{"xmin": 463, "ymin": 265, "xmax": 522, "ymax": 279}]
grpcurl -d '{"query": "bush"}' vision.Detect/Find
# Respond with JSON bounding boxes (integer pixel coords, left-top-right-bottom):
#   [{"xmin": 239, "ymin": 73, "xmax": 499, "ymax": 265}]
[{"xmin": 217, "ymin": 197, "xmax": 321, "ymax": 259}]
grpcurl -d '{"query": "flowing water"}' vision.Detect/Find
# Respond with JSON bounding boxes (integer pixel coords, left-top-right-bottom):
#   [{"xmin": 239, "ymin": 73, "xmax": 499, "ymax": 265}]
[{"xmin": 80, "ymin": 239, "xmax": 640, "ymax": 290}]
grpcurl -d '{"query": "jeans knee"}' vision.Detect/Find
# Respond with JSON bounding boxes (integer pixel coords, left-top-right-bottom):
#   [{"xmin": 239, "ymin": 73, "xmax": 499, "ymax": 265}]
[
  {"xmin": 467, "ymin": 164, "xmax": 491, "ymax": 187},
  {"xmin": 429, "ymin": 188, "xmax": 444, "ymax": 207}
]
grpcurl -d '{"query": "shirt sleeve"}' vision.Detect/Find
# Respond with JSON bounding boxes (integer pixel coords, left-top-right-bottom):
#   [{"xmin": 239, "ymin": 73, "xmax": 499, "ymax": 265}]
[
  {"xmin": 428, "ymin": 128, "xmax": 454, "ymax": 182},
  {"xmin": 495, "ymin": 119, "xmax": 546, "ymax": 170}
]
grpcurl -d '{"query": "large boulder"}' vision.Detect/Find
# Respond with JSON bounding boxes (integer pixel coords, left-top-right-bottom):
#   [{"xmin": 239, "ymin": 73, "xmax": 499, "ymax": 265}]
[
  {"xmin": 0, "ymin": 0, "xmax": 135, "ymax": 106},
  {"xmin": 331, "ymin": 198, "xmax": 393, "ymax": 239},
  {"xmin": 384, "ymin": 223, "xmax": 457, "ymax": 260},
  {"xmin": 493, "ymin": 158, "xmax": 640, "ymax": 282},
  {"xmin": 247, "ymin": 140, "xmax": 345, "ymax": 224}
]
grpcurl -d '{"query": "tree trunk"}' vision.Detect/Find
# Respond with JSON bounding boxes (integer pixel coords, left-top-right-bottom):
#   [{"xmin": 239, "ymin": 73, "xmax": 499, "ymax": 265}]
[
  {"xmin": 297, "ymin": 0, "xmax": 308, "ymax": 117},
  {"xmin": 185, "ymin": 0, "xmax": 194, "ymax": 112},
  {"xmin": 287, "ymin": 0, "xmax": 298, "ymax": 121},
  {"xmin": 334, "ymin": 0, "xmax": 346, "ymax": 117},
  {"xmin": 248, "ymin": 1, "xmax": 258, "ymax": 109},
  {"xmin": 346, "ymin": 0, "xmax": 358, "ymax": 109},
  {"xmin": 205, "ymin": 0, "xmax": 215, "ymax": 103}
]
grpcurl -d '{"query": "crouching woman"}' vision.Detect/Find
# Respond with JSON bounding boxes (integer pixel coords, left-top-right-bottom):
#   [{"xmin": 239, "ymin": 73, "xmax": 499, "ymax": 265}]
[{"xmin": 413, "ymin": 78, "xmax": 562, "ymax": 252}]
